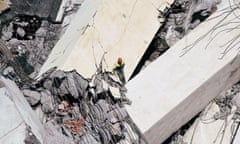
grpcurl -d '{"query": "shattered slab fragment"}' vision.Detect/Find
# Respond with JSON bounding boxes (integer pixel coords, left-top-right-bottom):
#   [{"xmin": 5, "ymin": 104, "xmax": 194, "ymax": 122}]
[{"xmin": 39, "ymin": 0, "xmax": 174, "ymax": 79}]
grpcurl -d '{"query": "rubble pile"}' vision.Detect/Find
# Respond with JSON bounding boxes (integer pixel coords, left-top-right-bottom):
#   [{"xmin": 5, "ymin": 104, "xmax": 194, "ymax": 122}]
[
  {"xmin": 0, "ymin": 0, "xmax": 83, "ymax": 77},
  {"xmin": 1, "ymin": 17, "xmax": 61, "ymax": 77},
  {"xmin": 9, "ymin": 65, "xmax": 144, "ymax": 144}
]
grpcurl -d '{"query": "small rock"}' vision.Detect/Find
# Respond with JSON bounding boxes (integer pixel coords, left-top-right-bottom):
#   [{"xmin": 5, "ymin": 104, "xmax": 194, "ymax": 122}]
[
  {"xmin": 72, "ymin": 70, "xmax": 89, "ymax": 97},
  {"xmin": 43, "ymin": 79, "xmax": 52, "ymax": 90},
  {"xmin": 16, "ymin": 27, "xmax": 26, "ymax": 38},
  {"xmin": 22, "ymin": 89, "xmax": 41, "ymax": 106},
  {"xmin": 40, "ymin": 90, "xmax": 54, "ymax": 113},
  {"xmin": 3, "ymin": 66, "xmax": 14, "ymax": 75},
  {"xmin": 65, "ymin": 72, "xmax": 79, "ymax": 99}
]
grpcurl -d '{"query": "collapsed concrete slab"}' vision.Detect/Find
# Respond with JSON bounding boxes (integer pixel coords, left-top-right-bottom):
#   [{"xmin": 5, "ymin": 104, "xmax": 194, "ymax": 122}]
[
  {"xmin": 0, "ymin": 77, "xmax": 45, "ymax": 143},
  {"xmin": 125, "ymin": 1, "xmax": 240, "ymax": 143},
  {"xmin": 39, "ymin": 0, "xmax": 174, "ymax": 79},
  {"xmin": 0, "ymin": 87, "xmax": 26, "ymax": 144}
]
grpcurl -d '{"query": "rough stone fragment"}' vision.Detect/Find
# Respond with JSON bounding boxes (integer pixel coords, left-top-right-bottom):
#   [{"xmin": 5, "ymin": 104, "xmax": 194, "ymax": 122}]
[
  {"xmin": 16, "ymin": 27, "xmax": 26, "ymax": 38},
  {"xmin": 72, "ymin": 70, "xmax": 88, "ymax": 97},
  {"xmin": 65, "ymin": 72, "xmax": 79, "ymax": 99},
  {"xmin": 22, "ymin": 89, "xmax": 41, "ymax": 106},
  {"xmin": 40, "ymin": 90, "xmax": 54, "ymax": 113},
  {"xmin": 43, "ymin": 79, "xmax": 52, "ymax": 90}
]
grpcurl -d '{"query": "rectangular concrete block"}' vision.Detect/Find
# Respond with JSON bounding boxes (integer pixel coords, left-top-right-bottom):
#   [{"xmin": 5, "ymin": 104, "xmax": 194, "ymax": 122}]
[{"xmin": 125, "ymin": 2, "xmax": 240, "ymax": 143}]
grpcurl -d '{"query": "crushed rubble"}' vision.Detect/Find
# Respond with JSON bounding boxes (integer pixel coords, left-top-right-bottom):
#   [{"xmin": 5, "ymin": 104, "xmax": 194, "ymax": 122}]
[
  {"xmin": 18, "ymin": 65, "xmax": 143, "ymax": 143},
  {"xmin": 0, "ymin": 0, "xmax": 83, "ymax": 79},
  {"xmin": 0, "ymin": 47, "xmax": 143, "ymax": 143},
  {"xmin": 1, "ymin": 58, "xmax": 144, "ymax": 144}
]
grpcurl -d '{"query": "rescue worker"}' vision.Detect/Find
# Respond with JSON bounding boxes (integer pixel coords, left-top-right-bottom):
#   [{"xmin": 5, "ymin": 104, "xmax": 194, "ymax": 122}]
[
  {"xmin": 113, "ymin": 57, "xmax": 126, "ymax": 85},
  {"xmin": 113, "ymin": 57, "xmax": 131, "ymax": 105}
]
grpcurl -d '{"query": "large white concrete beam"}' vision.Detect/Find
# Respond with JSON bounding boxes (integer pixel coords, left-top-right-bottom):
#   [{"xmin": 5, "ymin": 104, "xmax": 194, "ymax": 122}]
[
  {"xmin": 0, "ymin": 77, "xmax": 45, "ymax": 143},
  {"xmin": 125, "ymin": 1, "xmax": 240, "ymax": 143},
  {"xmin": 39, "ymin": 0, "xmax": 174, "ymax": 79}
]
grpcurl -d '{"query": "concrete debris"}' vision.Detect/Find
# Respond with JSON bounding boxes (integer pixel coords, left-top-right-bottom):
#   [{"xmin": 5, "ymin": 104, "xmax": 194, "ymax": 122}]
[
  {"xmin": 0, "ymin": 62, "xmax": 141, "ymax": 144},
  {"xmin": 0, "ymin": 0, "xmax": 82, "ymax": 79},
  {"xmin": 22, "ymin": 89, "xmax": 41, "ymax": 106},
  {"xmin": 1, "ymin": 19, "xmax": 61, "ymax": 77},
  {"xmin": 40, "ymin": 90, "xmax": 54, "ymax": 113},
  {"xmin": 6, "ymin": 66, "xmax": 139, "ymax": 144}
]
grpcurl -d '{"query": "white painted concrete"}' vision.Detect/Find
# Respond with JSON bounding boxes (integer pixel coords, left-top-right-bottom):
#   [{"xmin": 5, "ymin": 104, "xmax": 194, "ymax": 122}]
[
  {"xmin": 39, "ymin": 0, "xmax": 174, "ymax": 79},
  {"xmin": 125, "ymin": 2, "xmax": 240, "ymax": 143},
  {"xmin": 0, "ymin": 88, "xmax": 25, "ymax": 144},
  {"xmin": 1, "ymin": 77, "xmax": 46, "ymax": 143}
]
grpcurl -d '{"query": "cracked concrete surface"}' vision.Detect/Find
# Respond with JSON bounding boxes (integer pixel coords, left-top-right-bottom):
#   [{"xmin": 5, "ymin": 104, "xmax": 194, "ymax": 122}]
[{"xmin": 39, "ymin": 0, "xmax": 174, "ymax": 79}]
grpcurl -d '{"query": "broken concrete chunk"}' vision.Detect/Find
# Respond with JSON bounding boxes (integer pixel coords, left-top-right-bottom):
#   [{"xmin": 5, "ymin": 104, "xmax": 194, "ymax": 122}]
[
  {"xmin": 16, "ymin": 27, "xmax": 26, "ymax": 38},
  {"xmin": 43, "ymin": 79, "xmax": 52, "ymax": 90},
  {"xmin": 72, "ymin": 70, "xmax": 89, "ymax": 97},
  {"xmin": 65, "ymin": 72, "xmax": 79, "ymax": 99},
  {"xmin": 40, "ymin": 90, "xmax": 54, "ymax": 113},
  {"xmin": 22, "ymin": 89, "xmax": 41, "ymax": 106}
]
